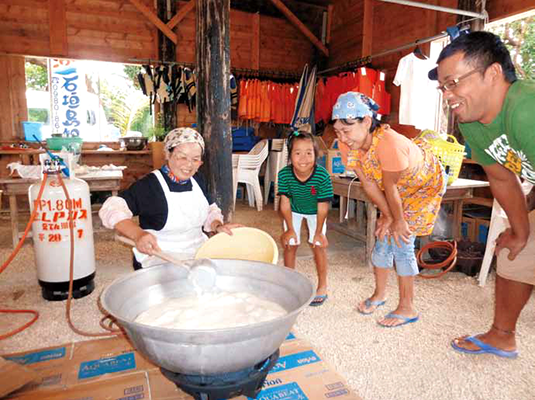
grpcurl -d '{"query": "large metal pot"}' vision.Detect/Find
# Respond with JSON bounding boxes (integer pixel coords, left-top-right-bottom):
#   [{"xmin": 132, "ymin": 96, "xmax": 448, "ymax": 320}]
[{"xmin": 100, "ymin": 259, "xmax": 314, "ymax": 375}]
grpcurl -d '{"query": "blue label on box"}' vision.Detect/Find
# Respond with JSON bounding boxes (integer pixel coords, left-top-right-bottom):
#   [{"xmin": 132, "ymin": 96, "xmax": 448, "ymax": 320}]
[
  {"xmin": 5, "ymin": 347, "xmax": 66, "ymax": 365},
  {"xmin": 78, "ymin": 352, "xmax": 136, "ymax": 380},
  {"xmin": 250, "ymin": 382, "xmax": 308, "ymax": 400},
  {"xmin": 332, "ymin": 157, "xmax": 345, "ymax": 174},
  {"xmin": 269, "ymin": 350, "xmax": 320, "ymax": 374},
  {"xmin": 285, "ymin": 332, "xmax": 296, "ymax": 341}
]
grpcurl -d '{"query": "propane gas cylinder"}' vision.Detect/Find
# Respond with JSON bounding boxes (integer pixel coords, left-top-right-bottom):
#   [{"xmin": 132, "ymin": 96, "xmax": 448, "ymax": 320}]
[{"xmin": 29, "ymin": 166, "xmax": 95, "ymax": 301}]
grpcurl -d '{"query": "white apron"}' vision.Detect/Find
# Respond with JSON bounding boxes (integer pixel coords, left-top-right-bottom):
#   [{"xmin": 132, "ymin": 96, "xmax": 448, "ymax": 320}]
[{"xmin": 134, "ymin": 170, "xmax": 209, "ymax": 268}]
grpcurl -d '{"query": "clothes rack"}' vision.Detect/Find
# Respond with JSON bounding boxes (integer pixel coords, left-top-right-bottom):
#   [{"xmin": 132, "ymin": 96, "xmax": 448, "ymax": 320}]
[
  {"xmin": 318, "ymin": 26, "xmax": 470, "ymax": 76},
  {"xmin": 129, "ymin": 59, "xmax": 301, "ymax": 80},
  {"xmin": 378, "ymin": 0, "xmax": 487, "ymax": 19}
]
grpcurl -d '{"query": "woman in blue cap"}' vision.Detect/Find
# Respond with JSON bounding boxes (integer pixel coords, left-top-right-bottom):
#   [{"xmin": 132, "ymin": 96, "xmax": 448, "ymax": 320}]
[{"xmin": 332, "ymin": 92, "xmax": 446, "ymax": 327}]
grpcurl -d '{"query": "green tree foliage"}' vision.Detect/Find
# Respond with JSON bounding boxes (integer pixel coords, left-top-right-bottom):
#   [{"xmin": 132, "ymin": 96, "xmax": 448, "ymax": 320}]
[
  {"xmin": 124, "ymin": 65, "xmax": 142, "ymax": 90},
  {"xmin": 489, "ymin": 16, "xmax": 535, "ymax": 81},
  {"xmin": 25, "ymin": 62, "xmax": 48, "ymax": 90}
]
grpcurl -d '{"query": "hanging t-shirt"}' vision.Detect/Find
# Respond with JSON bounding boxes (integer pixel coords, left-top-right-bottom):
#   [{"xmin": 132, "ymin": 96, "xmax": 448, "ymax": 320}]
[
  {"xmin": 459, "ymin": 80, "xmax": 535, "ymax": 184},
  {"xmin": 393, "ymin": 53, "xmax": 439, "ymax": 130}
]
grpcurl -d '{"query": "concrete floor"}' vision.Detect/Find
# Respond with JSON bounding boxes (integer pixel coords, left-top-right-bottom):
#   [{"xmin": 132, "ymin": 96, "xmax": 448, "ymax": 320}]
[{"xmin": 1, "ymin": 201, "xmax": 535, "ymax": 400}]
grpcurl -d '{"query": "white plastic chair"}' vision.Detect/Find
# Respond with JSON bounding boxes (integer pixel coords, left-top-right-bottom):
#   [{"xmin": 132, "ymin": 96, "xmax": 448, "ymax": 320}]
[
  {"xmin": 232, "ymin": 139, "xmax": 269, "ymax": 211},
  {"xmin": 478, "ymin": 181, "xmax": 533, "ymax": 286},
  {"xmin": 263, "ymin": 139, "xmax": 289, "ymax": 211}
]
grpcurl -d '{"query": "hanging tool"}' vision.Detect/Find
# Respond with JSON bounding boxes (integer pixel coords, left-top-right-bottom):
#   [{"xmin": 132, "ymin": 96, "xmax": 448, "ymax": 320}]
[{"xmin": 115, "ymin": 235, "xmax": 217, "ymax": 291}]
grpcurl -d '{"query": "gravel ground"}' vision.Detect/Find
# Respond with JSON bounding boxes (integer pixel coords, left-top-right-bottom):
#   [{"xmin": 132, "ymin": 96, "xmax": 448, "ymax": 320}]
[{"xmin": 1, "ymin": 203, "xmax": 534, "ymax": 400}]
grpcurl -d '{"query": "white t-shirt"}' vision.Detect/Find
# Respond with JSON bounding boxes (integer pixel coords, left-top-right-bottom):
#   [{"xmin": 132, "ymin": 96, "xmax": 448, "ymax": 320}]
[{"xmin": 393, "ymin": 53, "xmax": 439, "ymax": 130}]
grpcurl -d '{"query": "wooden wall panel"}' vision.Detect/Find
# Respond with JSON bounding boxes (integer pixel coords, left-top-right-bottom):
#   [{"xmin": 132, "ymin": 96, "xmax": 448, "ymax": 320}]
[
  {"xmin": 260, "ymin": 14, "xmax": 313, "ymax": 72},
  {"xmin": 488, "ymin": 0, "xmax": 535, "ymax": 21},
  {"xmin": 65, "ymin": 0, "xmax": 157, "ymax": 62},
  {"xmin": 0, "ymin": 56, "xmax": 27, "ymax": 140},
  {"xmin": 328, "ymin": 1, "xmax": 364, "ymax": 65},
  {"xmin": 0, "ymin": 1, "xmax": 50, "ymax": 56}
]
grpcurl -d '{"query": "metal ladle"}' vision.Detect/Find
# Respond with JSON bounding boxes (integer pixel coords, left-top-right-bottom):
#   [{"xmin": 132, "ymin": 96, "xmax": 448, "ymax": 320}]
[{"xmin": 115, "ymin": 235, "xmax": 217, "ymax": 291}]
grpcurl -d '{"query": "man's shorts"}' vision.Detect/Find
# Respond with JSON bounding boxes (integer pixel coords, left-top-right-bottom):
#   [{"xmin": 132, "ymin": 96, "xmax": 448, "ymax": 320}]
[
  {"xmin": 497, "ymin": 210, "xmax": 535, "ymax": 286},
  {"xmin": 283, "ymin": 212, "xmax": 327, "ymax": 245},
  {"xmin": 371, "ymin": 236, "xmax": 419, "ymax": 277}
]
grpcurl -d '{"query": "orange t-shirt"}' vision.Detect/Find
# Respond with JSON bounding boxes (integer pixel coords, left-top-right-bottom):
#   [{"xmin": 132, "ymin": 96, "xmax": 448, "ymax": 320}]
[{"xmin": 375, "ymin": 129, "xmax": 423, "ymax": 172}]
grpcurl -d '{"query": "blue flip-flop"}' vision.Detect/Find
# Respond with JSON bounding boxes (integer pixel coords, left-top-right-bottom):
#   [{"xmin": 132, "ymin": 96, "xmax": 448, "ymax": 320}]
[
  {"xmin": 451, "ymin": 336, "xmax": 518, "ymax": 359},
  {"xmin": 310, "ymin": 295, "xmax": 328, "ymax": 307},
  {"xmin": 378, "ymin": 312, "xmax": 419, "ymax": 328},
  {"xmin": 357, "ymin": 298, "xmax": 386, "ymax": 315}
]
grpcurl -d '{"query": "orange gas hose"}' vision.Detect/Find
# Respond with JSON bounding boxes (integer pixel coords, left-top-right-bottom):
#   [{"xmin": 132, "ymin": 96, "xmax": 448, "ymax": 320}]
[
  {"xmin": 0, "ymin": 173, "xmax": 48, "ymax": 340},
  {"xmin": 57, "ymin": 173, "xmax": 122, "ymax": 337},
  {"xmin": 416, "ymin": 240, "xmax": 458, "ymax": 279},
  {"xmin": 0, "ymin": 172, "xmax": 122, "ymax": 341}
]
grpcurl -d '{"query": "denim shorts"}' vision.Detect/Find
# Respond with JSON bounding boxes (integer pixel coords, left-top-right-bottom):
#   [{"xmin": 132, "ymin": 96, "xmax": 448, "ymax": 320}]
[{"xmin": 371, "ymin": 236, "xmax": 419, "ymax": 276}]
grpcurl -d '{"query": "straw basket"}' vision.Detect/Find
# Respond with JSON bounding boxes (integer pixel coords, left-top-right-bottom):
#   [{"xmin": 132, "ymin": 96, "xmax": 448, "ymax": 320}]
[{"xmin": 421, "ymin": 132, "xmax": 465, "ymax": 185}]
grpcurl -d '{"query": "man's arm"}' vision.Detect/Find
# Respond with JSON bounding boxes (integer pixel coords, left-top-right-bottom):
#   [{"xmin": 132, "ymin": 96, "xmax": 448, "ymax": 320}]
[{"xmin": 483, "ymin": 163, "xmax": 529, "ymax": 259}]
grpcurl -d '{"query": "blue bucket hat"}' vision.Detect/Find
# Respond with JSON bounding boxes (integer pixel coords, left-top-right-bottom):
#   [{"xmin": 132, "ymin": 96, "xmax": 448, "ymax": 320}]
[{"xmin": 332, "ymin": 92, "xmax": 380, "ymax": 120}]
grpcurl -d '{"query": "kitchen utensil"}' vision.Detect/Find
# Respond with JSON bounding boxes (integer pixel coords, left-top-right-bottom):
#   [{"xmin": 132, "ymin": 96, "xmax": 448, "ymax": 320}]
[
  {"xmin": 120, "ymin": 137, "xmax": 148, "ymax": 151},
  {"xmin": 100, "ymin": 259, "xmax": 315, "ymax": 375},
  {"xmin": 115, "ymin": 235, "xmax": 216, "ymax": 291}
]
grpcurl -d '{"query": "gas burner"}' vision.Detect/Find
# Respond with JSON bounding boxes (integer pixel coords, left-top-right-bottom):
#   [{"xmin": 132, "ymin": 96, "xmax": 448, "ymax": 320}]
[{"xmin": 161, "ymin": 349, "xmax": 280, "ymax": 400}]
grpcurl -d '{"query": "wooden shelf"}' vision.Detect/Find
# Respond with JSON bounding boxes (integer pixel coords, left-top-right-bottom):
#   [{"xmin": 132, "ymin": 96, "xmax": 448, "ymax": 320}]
[
  {"xmin": 0, "ymin": 149, "xmax": 151, "ymax": 155},
  {"xmin": 82, "ymin": 150, "xmax": 151, "ymax": 155}
]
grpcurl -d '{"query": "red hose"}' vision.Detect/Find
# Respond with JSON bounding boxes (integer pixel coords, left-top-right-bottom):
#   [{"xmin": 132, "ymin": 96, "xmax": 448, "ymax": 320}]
[{"xmin": 416, "ymin": 240, "xmax": 458, "ymax": 279}]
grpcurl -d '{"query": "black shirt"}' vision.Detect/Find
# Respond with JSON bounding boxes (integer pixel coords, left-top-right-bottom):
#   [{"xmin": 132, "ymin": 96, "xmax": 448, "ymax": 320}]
[{"xmin": 119, "ymin": 169, "xmax": 211, "ymax": 231}]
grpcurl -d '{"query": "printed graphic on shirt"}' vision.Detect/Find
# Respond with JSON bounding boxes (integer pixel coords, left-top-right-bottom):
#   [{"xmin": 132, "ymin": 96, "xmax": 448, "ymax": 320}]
[{"xmin": 485, "ymin": 134, "xmax": 535, "ymax": 184}]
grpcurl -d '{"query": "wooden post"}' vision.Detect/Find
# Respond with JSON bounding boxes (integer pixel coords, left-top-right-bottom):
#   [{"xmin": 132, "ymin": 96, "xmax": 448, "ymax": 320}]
[
  {"xmin": 0, "ymin": 56, "xmax": 27, "ymax": 141},
  {"xmin": 196, "ymin": 0, "xmax": 233, "ymax": 220},
  {"xmin": 157, "ymin": 0, "xmax": 177, "ymax": 131}
]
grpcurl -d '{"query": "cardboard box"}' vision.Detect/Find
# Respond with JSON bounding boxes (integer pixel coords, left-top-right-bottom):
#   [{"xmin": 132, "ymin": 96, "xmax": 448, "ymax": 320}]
[
  {"xmin": 326, "ymin": 139, "xmax": 345, "ymax": 175},
  {"xmin": 3, "ymin": 333, "xmax": 362, "ymax": 400},
  {"xmin": 476, "ymin": 218, "xmax": 490, "ymax": 244},
  {"xmin": 460, "ymin": 216, "xmax": 476, "ymax": 241},
  {"xmin": 0, "ymin": 357, "xmax": 38, "ymax": 398}
]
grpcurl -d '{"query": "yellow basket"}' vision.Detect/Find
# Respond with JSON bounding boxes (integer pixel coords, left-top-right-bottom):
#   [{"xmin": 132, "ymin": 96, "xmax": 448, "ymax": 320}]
[{"xmin": 425, "ymin": 134, "xmax": 465, "ymax": 185}]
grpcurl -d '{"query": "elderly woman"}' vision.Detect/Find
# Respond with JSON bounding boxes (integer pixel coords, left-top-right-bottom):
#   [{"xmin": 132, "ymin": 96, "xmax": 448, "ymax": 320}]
[{"xmin": 100, "ymin": 127, "xmax": 239, "ymax": 269}]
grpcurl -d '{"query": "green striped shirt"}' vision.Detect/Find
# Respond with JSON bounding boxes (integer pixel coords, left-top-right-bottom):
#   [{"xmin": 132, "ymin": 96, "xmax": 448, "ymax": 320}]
[{"xmin": 277, "ymin": 165, "xmax": 333, "ymax": 215}]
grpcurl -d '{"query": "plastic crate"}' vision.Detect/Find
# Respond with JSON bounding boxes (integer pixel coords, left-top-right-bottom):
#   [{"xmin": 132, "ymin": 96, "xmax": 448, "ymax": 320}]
[
  {"xmin": 232, "ymin": 127, "xmax": 254, "ymax": 138},
  {"xmin": 232, "ymin": 135, "xmax": 259, "ymax": 152},
  {"xmin": 22, "ymin": 121, "xmax": 43, "ymax": 141}
]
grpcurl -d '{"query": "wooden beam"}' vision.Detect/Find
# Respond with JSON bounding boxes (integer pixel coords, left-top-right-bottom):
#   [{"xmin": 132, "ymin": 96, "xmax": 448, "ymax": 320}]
[
  {"xmin": 269, "ymin": 0, "xmax": 329, "ymax": 56},
  {"xmin": 168, "ymin": 0, "xmax": 196, "ymax": 30},
  {"xmin": 362, "ymin": 0, "xmax": 374, "ymax": 57},
  {"xmin": 48, "ymin": 0, "xmax": 68, "ymax": 56},
  {"xmin": 326, "ymin": 4, "xmax": 333, "ymax": 44},
  {"xmin": 128, "ymin": 0, "xmax": 177, "ymax": 44},
  {"xmin": 251, "ymin": 13, "xmax": 260, "ymax": 70}
]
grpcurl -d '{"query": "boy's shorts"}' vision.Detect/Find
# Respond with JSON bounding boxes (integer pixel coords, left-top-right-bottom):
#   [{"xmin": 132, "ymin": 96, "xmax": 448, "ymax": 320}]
[
  {"xmin": 371, "ymin": 236, "xmax": 419, "ymax": 276},
  {"xmin": 283, "ymin": 212, "xmax": 327, "ymax": 245},
  {"xmin": 496, "ymin": 210, "xmax": 535, "ymax": 286}
]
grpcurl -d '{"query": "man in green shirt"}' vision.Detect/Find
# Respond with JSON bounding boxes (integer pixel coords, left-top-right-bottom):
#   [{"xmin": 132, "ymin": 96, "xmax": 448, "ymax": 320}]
[{"xmin": 429, "ymin": 31, "xmax": 535, "ymax": 358}]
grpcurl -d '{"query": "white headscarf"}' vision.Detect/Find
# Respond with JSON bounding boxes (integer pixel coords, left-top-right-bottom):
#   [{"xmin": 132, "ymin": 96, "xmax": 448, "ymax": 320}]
[{"xmin": 164, "ymin": 127, "xmax": 205, "ymax": 158}]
